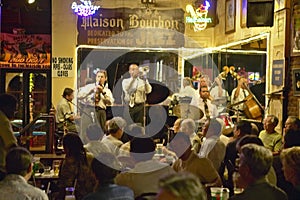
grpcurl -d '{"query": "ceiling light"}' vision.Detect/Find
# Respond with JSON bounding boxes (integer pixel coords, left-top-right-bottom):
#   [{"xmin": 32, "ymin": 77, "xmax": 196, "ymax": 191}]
[{"xmin": 28, "ymin": 0, "xmax": 36, "ymax": 4}]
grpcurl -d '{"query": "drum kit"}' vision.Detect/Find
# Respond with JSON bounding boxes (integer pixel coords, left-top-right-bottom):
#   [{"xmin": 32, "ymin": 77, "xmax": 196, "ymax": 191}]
[{"xmin": 147, "ymin": 80, "xmax": 264, "ymax": 136}]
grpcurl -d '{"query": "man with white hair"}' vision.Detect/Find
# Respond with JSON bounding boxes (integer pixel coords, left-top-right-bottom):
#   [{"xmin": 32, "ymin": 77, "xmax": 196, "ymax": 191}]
[
  {"xmin": 102, "ymin": 117, "xmax": 126, "ymax": 156},
  {"xmin": 180, "ymin": 118, "xmax": 202, "ymax": 153},
  {"xmin": 199, "ymin": 118, "xmax": 226, "ymax": 171},
  {"xmin": 229, "ymin": 144, "xmax": 287, "ymax": 200}
]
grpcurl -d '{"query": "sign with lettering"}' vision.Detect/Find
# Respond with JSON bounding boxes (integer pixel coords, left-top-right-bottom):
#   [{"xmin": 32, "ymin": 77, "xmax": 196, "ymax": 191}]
[
  {"xmin": 272, "ymin": 60, "xmax": 284, "ymax": 86},
  {"xmin": 0, "ymin": 33, "xmax": 51, "ymax": 69},
  {"xmin": 52, "ymin": 57, "xmax": 74, "ymax": 77},
  {"xmin": 186, "ymin": 1, "xmax": 213, "ymax": 31},
  {"xmin": 71, "ymin": 0, "xmax": 100, "ymax": 16},
  {"xmin": 77, "ymin": 8, "xmax": 185, "ymax": 47}
]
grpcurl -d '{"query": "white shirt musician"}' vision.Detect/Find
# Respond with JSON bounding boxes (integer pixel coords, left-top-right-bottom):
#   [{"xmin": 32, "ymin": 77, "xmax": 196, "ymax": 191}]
[
  {"xmin": 231, "ymin": 77, "xmax": 249, "ymax": 113},
  {"xmin": 190, "ymin": 85, "xmax": 218, "ymax": 123},
  {"xmin": 210, "ymin": 76, "xmax": 230, "ymax": 113},
  {"xmin": 122, "ymin": 64, "xmax": 152, "ymax": 124},
  {"xmin": 179, "ymin": 77, "xmax": 198, "ymax": 101},
  {"xmin": 77, "ymin": 70, "xmax": 114, "ymax": 132}
]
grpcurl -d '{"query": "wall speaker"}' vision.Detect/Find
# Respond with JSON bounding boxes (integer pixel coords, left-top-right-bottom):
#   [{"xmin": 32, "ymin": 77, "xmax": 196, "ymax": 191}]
[{"xmin": 247, "ymin": 0, "xmax": 274, "ymax": 27}]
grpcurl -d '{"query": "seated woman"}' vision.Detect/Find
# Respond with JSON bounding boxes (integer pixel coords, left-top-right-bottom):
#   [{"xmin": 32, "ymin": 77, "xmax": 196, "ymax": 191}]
[{"xmin": 57, "ymin": 133, "xmax": 96, "ymax": 199}]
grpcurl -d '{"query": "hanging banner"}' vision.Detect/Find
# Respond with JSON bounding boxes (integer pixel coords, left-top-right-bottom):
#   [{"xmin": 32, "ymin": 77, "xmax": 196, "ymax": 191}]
[
  {"xmin": 77, "ymin": 8, "xmax": 185, "ymax": 47},
  {"xmin": 0, "ymin": 33, "xmax": 51, "ymax": 69}
]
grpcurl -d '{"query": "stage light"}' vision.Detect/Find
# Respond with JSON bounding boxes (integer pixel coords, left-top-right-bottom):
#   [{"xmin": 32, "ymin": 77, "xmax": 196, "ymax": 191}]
[{"xmin": 28, "ymin": 0, "xmax": 36, "ymax": 4}]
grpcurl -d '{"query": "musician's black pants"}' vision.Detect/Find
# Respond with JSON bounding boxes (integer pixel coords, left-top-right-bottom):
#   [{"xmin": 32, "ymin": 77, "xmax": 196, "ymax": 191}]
[
  {"xmin": 95, "ymin": 107, "xmax": 106, "ymax": 133},
  {"xmin": 129, "ymin": 103, "xmax": 145, "ymax": 125}
]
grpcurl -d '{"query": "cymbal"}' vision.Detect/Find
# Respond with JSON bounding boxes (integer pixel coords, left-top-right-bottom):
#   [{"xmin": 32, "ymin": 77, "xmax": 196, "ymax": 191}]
[{"xmin": 173, "ymin": 104, "xmax": 204, "ymax": 120}]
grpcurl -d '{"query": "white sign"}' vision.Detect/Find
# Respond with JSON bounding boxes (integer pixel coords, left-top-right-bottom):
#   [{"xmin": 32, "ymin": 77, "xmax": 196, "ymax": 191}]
[{"xmin": 52, "ymin": 57, "xmax": 74, "ymax": 77}]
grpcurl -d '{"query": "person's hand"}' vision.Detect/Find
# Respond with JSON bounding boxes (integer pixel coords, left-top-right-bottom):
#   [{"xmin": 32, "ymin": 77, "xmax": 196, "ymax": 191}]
[{"xmin": 95, "ymin": 85, "xmax": 104, "ymax": 93}]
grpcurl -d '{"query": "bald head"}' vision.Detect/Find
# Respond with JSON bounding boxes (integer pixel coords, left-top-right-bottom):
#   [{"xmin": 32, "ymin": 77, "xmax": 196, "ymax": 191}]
[{"xmin": 129, "ymin": 64, "xmax": 139, "ymax": 78}]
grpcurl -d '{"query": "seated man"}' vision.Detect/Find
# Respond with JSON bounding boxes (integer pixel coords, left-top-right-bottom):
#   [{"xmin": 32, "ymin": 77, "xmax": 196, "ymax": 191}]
[
  {"xmin": 115, "ymin": 137, "xmax": 174, "ymax": 197},
  {"xmin": 83, "ymin": 152, "xmax": 134, "ymax": 200},
  {"xmin": 280, "ymin": 147, "xmax": 300, "ymax": 200},
  {"xmin": 102, "ymin": 117, "xmax": 126, "ymax": 156},
  {"xmin": 156, "ymin": 172, "xmax": 207, "ymax": 200},
  {"xmin": 230, "ymin": 144, "xmax": 287, "ymax": 200},
  {"xmin": 84, "ymin": 123, "xmax": 110, "ymax": 157},
  {"xmin": 199, "ymin": 118, "xmax": 226, "ymax": 172},
  {"xmin": 259, "ymin": 114, "xmax": 282, "ymax": 154},
  {"xmin": 180, "ymin": 118, "xmax": 202, "ymax": 153},
  {"xmin": 0, "ymin": 147, "xmax": 48, "ymax": 200},
  {"xmin": 170, "ymin": 132, "xmax": 222, "ymax": 187}
]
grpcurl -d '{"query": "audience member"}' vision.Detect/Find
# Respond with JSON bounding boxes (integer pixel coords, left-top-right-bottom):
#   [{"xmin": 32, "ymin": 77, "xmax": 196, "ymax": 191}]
[
  {"xmin": 199, "ymin": 118, "xmax": 226, "ymax": 172},
  {"xmin": 258, "ymin": 114, "xmax": 282, "ymax": 154},
  {"xmin": 83, "ymin": 152, "xmax": 134, "ymax": 200},
  {"xmin": 283, "ymin": 116, "xmax": 300, "ymax": 148},
  {"xmin": 171, "ymin": 132, "xmax": 222, "ymax": 187},
  {"xmin": 180, "ymin": 118, "xmax": 202, "ymax": 153},
  {"xmin": 102, "ymin": 117, "xmax": 126, "ymax": 156},
  {"xmin": 229, "ymin": 144, "xmax": 287, "ymax": 200},
  {"xmin": 220, "ymin": 121, "xmax": 252, "ymax": 195},
  {"xmin": 156, "ymin": 172, "xmax": 207, "ymax": 200},
  {"xmin": 0, "ymin": 147, "xmax": 48, "ymax": 200},
  {"xmin": 57, "ymin": 133, "xmax": 96, "ymax": 200},
  {"xmin": 115, "ymin": 137, "xmax": 174, "ymax": 197},
  {"xmin": 0, "ymin": 94, "xmax": 18, "ymax": 180},
  {"xmin": 168, "ymin": 118, "xmax": 183, "ymax": 142},
  {"xmin": 84, "ymin": 123, "xmax": 110, "ymax": 157},
  {"xmin": 235, "ymin": 135, "xmax": 277, "ymax": 186},
  {"xmin": 250, "ymin": 122, "xmax": 260, "ymax": 136},
  {"xmin": 119, "ymin": 123, "xmax": 145, "ymax": 157},
  {"xmin": 280, "ymin": 147, "xmax": 300, "ymax": 200},
  {"xmin": 283, "ymin": 116, "xmax": 300, "ymax": 136},
  {"xmin": 284, "ymin": 129, "xmax": 300, "ymax": 149}
]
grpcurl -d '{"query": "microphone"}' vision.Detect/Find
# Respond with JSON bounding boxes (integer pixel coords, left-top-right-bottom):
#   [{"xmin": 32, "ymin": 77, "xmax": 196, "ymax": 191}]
[{"xmin": 91, "ymin": 112, "xmax": 95, "ymax": 123}]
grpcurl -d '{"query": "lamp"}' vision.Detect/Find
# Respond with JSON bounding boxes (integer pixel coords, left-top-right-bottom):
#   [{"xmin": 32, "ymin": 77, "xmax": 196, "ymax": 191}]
[{"xmin": 28, "ymin": 0, "xmax": 35, "ymax": 4}]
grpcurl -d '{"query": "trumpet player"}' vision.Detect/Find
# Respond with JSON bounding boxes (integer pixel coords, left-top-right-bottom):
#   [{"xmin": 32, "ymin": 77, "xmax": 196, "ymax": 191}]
[
  {"xmin": 78, "ymin": 69, "xmax": 114, "ymax": 133},
  {"xmin": 122, "ymin": 63, "xmax": 152, "ymax": 125}
]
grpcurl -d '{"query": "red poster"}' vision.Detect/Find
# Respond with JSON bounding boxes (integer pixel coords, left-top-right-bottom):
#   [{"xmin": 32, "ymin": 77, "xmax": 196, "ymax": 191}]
[{"xmin": 0, "ymin": 33, "xmax": 51, "ymax": 69}]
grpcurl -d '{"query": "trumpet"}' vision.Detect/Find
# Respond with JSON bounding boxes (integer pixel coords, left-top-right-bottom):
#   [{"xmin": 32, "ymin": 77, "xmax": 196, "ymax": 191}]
[{"xmin": 139, "ymin": 66, "xmax": 149, "ymax": 79}]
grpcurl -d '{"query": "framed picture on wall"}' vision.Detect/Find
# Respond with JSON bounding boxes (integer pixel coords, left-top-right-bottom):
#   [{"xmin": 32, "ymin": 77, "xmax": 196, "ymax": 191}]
[
  {"xmin": 240, "ymin": 0, "xmax": 247, "ymax": 28},
  {"xmin": 225, "ymin": 0, "xmax": 236, "ymax": 33},
  {"xmin": 293, "ymin": 69, "xmax": 300, "ymax": 96},
  {"xmin": 291, "ymin": 2, "xmax": 300, "ymax": 56}
]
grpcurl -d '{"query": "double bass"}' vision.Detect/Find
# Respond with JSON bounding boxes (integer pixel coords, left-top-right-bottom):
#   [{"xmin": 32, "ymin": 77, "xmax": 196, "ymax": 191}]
[{"xmin": 242, "ymin": 82, "xmax": 264, "ymax": 121}]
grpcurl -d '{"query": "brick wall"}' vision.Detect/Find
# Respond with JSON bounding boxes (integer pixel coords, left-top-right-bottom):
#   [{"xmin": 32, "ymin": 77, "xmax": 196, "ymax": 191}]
[{"xmin": 287, "ymin": 57, "xmax": 300, "ymax": 117}]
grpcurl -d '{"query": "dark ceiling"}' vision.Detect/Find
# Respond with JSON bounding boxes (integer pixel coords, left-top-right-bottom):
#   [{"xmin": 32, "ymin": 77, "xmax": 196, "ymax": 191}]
[{"xmin": 1, "ymin": 0, "xmax": 51, "ymax": 34}]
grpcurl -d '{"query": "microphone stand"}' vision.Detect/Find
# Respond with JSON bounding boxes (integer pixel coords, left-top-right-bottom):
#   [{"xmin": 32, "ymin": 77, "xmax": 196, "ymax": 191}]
[{"xmin": 142, "ymin": 77, "xmax": 147, "ymax": 130}]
